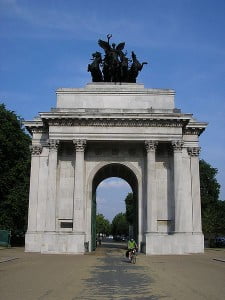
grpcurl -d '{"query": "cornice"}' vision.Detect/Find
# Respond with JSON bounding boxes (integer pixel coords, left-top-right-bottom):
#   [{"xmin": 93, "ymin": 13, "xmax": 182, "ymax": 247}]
[
  {"xmin": 23, "ymin": 120, "xmax": 47, "ymax": 135},
  {"xmin": 39, "ymin": 112, "xmax": 190, "ymax": 128},
  {"xmin": 183, "ymin": 122, "xmax": 208, "ymax": 136},
  {"xmin": 24, "ymin": 112, "xmax": 207, "ymax": 134},
  {"xmin": 56, "ymin": 86, "xmax": 175, "ymax": 96}
]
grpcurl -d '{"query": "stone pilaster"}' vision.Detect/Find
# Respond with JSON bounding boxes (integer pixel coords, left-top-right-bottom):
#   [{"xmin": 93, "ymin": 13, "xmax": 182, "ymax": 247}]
[
  {"xmin": 181, "ymin": 147, "xmax": 193, "ymax": 233},
  {"xmin": 73, "ymin": 139, "xmax": 86, "ymax": 232},
  {"xmin": 172, "ymin": 140, "xmax": 184, "ymax": 232},
  {"xmin": 27, "ymin": 145, "xmax": 42, "ymax": 232},
  {"xmin": 45, "ymin": 139, "xmax": 59, "ymax": 231},
  {"xmin": 36, "ymin": 146, "xmax": 49, "ymax": 231},
  {"xmin": 145, "ymin": 140, "xmax": 158, "ymax": 233},
  {"xmin": 188, "ymin": 147, "xmax": 202, "ymax": 233}
]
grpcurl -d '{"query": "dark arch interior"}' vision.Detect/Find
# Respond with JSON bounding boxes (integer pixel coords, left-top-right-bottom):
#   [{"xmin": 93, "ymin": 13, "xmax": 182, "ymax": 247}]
[{"xmin": 91, "ymin": 163, "xmax": 138, "ymax": 251}]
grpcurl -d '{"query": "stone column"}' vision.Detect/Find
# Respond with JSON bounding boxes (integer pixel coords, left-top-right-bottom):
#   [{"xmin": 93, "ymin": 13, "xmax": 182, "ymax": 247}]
[
  {"xmin": 45, "ymin": 139, "xmax": 59, "ymax": 231},
  {"xmin": 73, "ymin": 139, "xmax": 86, "ymax": 233},
  {"xmin": 145, "ymin": 140, "xmax": 158, "ymax": 233},
  {"xmin": 27, "ymin": 145, "xmax": 42, "ymax": 232},
  {"xmin": 188, "ymin": 147, "xmax": 202, "ymax": 233},
  {"xmin": 172, "ymin": 140, "xmax": 184, "ymax": 232}
]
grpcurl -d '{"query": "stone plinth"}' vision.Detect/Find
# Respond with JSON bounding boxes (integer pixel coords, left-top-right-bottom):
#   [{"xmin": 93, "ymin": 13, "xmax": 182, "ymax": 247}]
[
  {"xmin": 56, "ymin": 83, "xmax": 175, "ymax": 110},
  {"xmin": 145, "ymin": 233, "xmax": 204, "ymax": 255}
]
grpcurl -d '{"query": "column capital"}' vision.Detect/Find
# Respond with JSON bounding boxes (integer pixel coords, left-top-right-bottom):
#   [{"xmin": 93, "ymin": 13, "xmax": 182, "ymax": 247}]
[
  {"xmin": 29, "ymin": 144, "xmax": 42, "ymax": 155},
  {"xmin": 172, "ymin": 140, "xmax": 184, "ymax": 151},
  {"xmin": 48, "ymin": 139, "xmax": 59, "ymax": 151},
  {"xmin": 187, "ymin": 147, "xmax": 201, "ymax": 157},
  {"xmin": 145, "ymin": 140, "xmax": 158, "ymax": 152},
  {"xmin": 73, "ymin": 139, "xmax": 87, "ymax": 152}
]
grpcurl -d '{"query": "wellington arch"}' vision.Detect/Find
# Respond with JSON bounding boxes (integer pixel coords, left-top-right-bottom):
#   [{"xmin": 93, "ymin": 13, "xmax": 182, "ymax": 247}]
[
  {"xmin": 24, "ymin": 82, "xmax": 207, "ymax": 255},
  {"xmin": 24, "ymin": 36, "xmax": 207, "ymax": 255}
]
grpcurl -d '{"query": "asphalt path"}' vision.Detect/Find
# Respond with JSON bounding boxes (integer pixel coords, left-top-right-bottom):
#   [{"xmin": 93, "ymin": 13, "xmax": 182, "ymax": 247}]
[{"xmin": 0, "ymin": 241, "xmax": 225, "ymax": 299}]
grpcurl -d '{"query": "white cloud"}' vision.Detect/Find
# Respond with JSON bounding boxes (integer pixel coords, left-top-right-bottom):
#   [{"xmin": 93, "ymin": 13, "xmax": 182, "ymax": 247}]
[{"xmin": 0, "ymin": 1, "xmax": 143, "ymax": 41}]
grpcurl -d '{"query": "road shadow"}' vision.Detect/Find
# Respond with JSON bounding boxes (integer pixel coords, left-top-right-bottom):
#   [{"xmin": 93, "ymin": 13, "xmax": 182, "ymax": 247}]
[
  {"xmin": 77, "ymin": 249, "xmax": 161, "ymax": 300},
  {"xmin": 98, "ymin": 240, "xmax": 127, "ymax": 250}
]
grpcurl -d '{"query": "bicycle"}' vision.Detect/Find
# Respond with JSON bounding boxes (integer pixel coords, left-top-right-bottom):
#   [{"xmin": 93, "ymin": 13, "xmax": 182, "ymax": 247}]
[{"xmin": 130, "ymin": 248, "xmax": 137, "ymax": 264}]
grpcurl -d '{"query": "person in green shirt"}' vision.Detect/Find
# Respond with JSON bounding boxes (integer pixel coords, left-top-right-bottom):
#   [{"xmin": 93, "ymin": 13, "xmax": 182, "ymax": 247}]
[{"xmin": 127, "ymin": 238, "xmax": 137, "ymax": 260}]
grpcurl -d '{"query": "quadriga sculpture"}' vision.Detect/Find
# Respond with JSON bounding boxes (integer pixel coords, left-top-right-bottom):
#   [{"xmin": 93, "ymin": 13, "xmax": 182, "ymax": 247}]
[{"xmin": 88, "ymin": 34, "xmax": 147, "ymax": 83}]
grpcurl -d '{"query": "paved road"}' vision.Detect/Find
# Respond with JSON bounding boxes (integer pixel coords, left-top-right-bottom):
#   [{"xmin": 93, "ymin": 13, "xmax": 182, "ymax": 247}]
[{"xmin": 0, "ymin": 242, "xmax": 225, "ymax": 299}]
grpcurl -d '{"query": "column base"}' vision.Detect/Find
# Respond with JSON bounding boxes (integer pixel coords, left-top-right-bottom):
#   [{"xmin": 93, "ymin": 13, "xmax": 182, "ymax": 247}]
[
  {"xmin": 25, "ymin": 231, "xmax": 85, "ymax": 254},
  {"xmin": 145, "ymin": 232, "xmax": 204, "ymax": 255}
]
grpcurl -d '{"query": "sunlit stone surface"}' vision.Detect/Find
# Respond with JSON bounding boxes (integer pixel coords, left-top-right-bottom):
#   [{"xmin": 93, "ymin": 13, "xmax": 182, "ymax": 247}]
[{"xmin": 25, "ymin": 83, "xmax": 207, "ymax": 254}]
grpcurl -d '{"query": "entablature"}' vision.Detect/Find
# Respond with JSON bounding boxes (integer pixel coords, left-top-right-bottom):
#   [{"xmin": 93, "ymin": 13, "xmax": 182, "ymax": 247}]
[
  {"xmin": 183, "ymin": 121, "xmax": 208, "ymax": 136},
  {"xmin": 24, "ymin": 112, "xmax": 207, "ymax": 138},
  {"xmin": 23, "ymin": 120, "xmax": 47, "ymax": 135},
  {"xmin": 39, "ymin": 111, "xmax": 191, "ymax": 129}
]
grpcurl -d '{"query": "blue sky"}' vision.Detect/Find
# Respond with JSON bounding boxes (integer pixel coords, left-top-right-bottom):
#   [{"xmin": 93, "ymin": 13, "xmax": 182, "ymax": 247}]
[{"xmin": 0, "ymin": 0, "xmax": 224, "ymax": 221}]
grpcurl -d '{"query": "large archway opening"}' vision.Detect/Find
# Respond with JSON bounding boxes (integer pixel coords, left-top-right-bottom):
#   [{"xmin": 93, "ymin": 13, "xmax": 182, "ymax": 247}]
[
  {"xmin": 97, "ymin": 177, "xmax": 131, "ymax": 223},
  {"xmin": 91, "ymin": 163, "xmax": 138, "ymax": 251}
]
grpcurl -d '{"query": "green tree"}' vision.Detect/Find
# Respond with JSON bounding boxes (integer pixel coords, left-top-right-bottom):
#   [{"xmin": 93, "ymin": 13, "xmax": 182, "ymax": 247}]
[
  {"xmin": 0, "ymin": 104, "xmax": 31, "ymax": 235},
  {"xmin": 215, "ymin": 200, "xmax": 225, "ymax": 233},
  {"xmin": 96, "ymin": 213, "xmax": 111, "ymax": 235},
  {"xmin": 125, "ymin": 192, "xmax": 135, "ymax": 225},
  {"xmin": 200, "ymin": 159, "xmax": 225, "ymax": 234},
  {"xmin": 200, "ymin": 159, "xmax": 220, "ymax": 211},
  {"xmin": 111, "ymin": 212, "xmax": 129, "ymax": 236}
]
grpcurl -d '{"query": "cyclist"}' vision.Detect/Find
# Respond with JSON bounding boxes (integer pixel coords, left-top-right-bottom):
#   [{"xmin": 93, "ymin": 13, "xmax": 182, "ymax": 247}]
[{"xmin": 127, "ymin": 238, "xmax": 137, "ymax": 260}]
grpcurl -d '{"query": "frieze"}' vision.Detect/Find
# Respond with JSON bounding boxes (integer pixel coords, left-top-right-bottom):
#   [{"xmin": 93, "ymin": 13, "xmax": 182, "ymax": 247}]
[
  {"xmin": 73, "ymin": 139, "xmax": 87, "ymax": 151},
  {"xmin": 46, "ymin": 118, "xmax": 186, "ymax": 128},
  {"xmin": 187, "ymin": 147, "xmax": 201, "ymax": 157},
  {"xmin": 30, "ymin": 127, "xmax": 48, "ymax": 134},
  {"xmin": 30, "ymin": 144, "xmax": 42, "ymax": 155},
  {"xmin": 183, "ymin": 127, "xmax": 205, "ymax": 136}
]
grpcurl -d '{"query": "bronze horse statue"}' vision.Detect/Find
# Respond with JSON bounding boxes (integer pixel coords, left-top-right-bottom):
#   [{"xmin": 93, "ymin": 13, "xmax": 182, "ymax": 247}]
[
  {"xmin": 128, "ymin": 51, "xmax": 148, "ymax": 83},
  {"xmin": 88, "ymin": 52, "xmax": 103, "ymax": 82}
]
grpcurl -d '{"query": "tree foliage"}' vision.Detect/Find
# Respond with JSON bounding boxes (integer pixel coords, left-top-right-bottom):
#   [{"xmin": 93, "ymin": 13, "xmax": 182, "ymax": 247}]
[
  {"xmin": 96, "ymin": 213, "xmax": 111, "ymax": 235},
  {"xmin": 125, "ymin": 192, "xmax": 135, "ymax": 225},
  {"xmin": 200, "ymin": 159, "xmax": 225, "ymax": 234},
  {"xmin": 200, "ymin": 159, "xmax": 220, "ymax": 210},
  {"xmin": 0, "ymin": 104, "xmax": 31, "ymax": 234},
  {"xmin": 111, "ymin": 212, "xmax": 129, "ymax": 236}
]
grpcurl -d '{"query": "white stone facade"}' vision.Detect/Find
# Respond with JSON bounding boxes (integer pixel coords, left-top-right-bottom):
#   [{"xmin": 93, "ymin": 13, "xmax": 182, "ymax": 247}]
[{"xmin": 24, "ymin": 83, "xmax": 207, "ymax": 255}]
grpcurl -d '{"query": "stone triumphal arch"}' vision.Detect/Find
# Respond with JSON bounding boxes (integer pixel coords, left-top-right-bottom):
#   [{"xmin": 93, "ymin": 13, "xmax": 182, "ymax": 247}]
[{"xmin": 25, "ymin": 83, "xmax": 207, "ymax": 255}]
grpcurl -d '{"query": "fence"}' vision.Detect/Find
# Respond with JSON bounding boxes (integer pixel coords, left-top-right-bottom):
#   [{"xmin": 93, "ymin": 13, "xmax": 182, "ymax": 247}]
[{"xmin": 0, "ymin": 230, "xmax": 11, "ymax": 247}]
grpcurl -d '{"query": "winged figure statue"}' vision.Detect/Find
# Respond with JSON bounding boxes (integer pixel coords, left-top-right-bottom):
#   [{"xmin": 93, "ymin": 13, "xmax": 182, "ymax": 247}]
[{"xmin": 98, "ymin": 35, "xmax": 126, "ymax": 82}]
